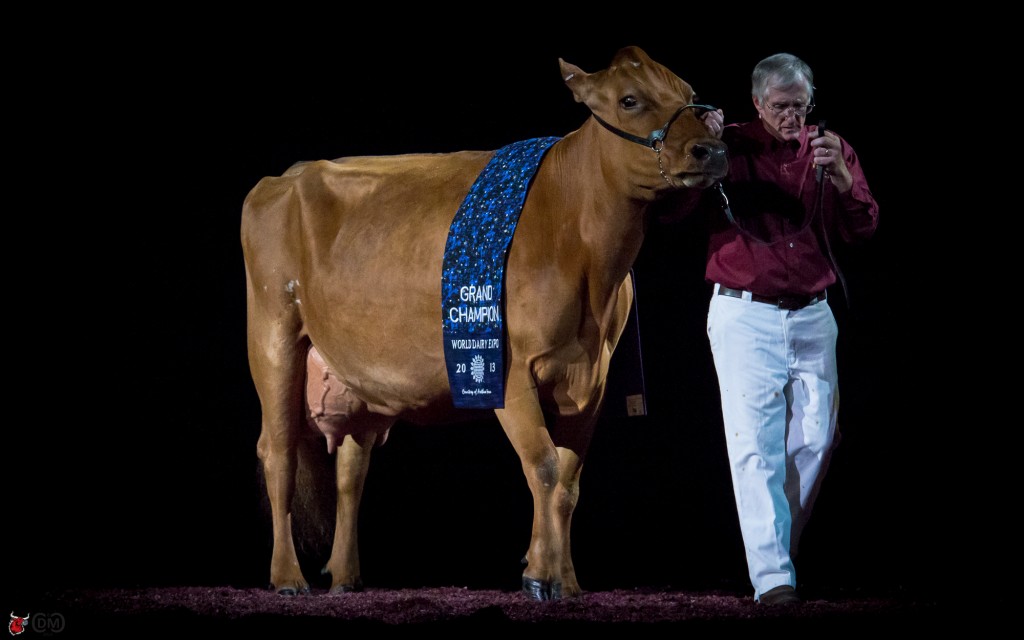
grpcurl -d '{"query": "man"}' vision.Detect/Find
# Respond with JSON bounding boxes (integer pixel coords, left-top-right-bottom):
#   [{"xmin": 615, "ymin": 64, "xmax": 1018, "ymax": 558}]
[{"xmin": 674, "ymin": 53, "xmax": 879, "ymax": 605}]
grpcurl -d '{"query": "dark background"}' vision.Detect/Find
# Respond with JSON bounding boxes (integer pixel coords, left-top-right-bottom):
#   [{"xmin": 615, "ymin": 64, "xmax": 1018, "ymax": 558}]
[{"xmin": 7, "ymin": 16, "xmax": 995, "ymax": 610}]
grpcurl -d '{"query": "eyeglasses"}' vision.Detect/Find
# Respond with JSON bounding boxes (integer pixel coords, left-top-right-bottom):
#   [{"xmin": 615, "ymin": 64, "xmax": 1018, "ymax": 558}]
[{"xmin": 764, "ymin": 102, "xmax": 814, "ymax": 117}]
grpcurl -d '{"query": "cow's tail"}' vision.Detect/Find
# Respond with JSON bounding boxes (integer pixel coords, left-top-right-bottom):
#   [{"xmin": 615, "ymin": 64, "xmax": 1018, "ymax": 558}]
[
  {"xmin": 258, "ymin": 432, "xmax": 337, "ymax": 563},
  {"xmin": 293, "ymin": 434, "xmax": 337, "ymax": 557}
]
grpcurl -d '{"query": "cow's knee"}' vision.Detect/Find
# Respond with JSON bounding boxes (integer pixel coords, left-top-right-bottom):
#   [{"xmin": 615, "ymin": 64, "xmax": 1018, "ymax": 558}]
[
  {"xmin": 552, "ymin": 480, "xmax": 579, "ymax": 517},
  {"xmin": 523, "ymin": 452, "xmax": 559, "ymax": 492}
]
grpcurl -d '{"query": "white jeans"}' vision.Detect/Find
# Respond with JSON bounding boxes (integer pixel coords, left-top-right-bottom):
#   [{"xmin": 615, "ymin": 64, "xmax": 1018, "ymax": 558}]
[{"xmin": 706, "ymin": 284, "xmax": 839, "ymax": 600}]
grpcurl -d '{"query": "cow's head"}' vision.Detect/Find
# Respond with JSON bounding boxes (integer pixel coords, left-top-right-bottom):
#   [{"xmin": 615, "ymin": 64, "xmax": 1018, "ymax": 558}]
[{"xmin": 560, "ymin": 46, "xmax": 728, "ymax": 191}]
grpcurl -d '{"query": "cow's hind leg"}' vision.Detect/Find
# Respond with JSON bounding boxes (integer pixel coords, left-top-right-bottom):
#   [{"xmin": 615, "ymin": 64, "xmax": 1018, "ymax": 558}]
[
  {"xmin": 247, "ymin": 268, "xmax": 311, "ymax": 595},
  {"xmin": 305, "ymin": 346, "xmax": 396, "ymax": 592},
  {"xmin": 252, "ymin": 339, "xmax": 311, "ymax": 594},
  {"xmin": 322, "ymin": 419, "xmax": 394, "ymax": 593}
]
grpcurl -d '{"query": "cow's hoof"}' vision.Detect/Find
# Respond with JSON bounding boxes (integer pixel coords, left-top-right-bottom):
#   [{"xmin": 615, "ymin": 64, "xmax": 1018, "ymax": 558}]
[
  {"xmin": 330, "ymin": 578, "xmax": 364, "ymax": 594},
  {"xmin": 522, "ymin": 576, "xmax": 563, "ymax": 601},
  {"xmin": 275, "ymin": 585, "xmax": 311, "ymax": 596}
]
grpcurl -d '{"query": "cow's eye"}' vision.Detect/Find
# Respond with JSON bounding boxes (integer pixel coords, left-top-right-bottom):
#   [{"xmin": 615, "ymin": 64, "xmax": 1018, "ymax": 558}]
[{"xmin": 620, "ymin": 96, "xmax": 638, "ymax": 109}]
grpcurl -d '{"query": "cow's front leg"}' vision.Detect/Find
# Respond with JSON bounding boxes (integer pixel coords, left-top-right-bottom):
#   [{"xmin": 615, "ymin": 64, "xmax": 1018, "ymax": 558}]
[
  {"xmin": 496, "ymin": 380, "xmax": 566, "ymax": 600},
  {"xmin": 547, "ymin": 412, "xmax": 597, "ymax": 598}
]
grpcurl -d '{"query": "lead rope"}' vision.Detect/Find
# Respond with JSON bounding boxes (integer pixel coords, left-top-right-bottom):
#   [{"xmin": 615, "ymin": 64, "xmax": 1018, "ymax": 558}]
[
  {"xmin": 714, "ymin": 174, "xmax": 851, "ymax": 309},
  {"xmin": 816, "ymin": 170, "xmax": 851, "ymax": 308}
]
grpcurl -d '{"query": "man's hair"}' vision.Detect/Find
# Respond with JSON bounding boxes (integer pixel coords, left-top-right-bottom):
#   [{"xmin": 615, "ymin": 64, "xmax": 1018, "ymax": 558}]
[{"xmin": 751, "ymin": 53, "xmax": 814, "ymax": 102}]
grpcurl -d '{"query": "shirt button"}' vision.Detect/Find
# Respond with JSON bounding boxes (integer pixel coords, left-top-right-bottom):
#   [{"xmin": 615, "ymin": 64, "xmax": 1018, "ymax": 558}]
[{"xmin": 788, "ymin": 242, "xmax": 794, "ymax": 248}]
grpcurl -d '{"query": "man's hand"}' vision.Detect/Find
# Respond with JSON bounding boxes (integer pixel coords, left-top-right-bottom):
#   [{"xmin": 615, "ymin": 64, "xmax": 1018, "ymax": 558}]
[
  {"xmin": 811, "ymin": 128, "xmax": 853, "ymax": 193},
  {"xmin": 702, "ymin": 109, "xmax": 725, "ymax": 138}
]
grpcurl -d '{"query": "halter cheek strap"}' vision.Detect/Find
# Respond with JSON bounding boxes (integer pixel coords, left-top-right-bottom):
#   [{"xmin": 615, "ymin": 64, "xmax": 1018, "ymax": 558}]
[{"xmin": 591, "ymin": 103, "xmax": 718, "ymax": 150}]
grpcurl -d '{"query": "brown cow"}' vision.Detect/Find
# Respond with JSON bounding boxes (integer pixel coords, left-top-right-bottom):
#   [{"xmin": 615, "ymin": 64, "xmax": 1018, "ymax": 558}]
[{"xmin": 242, "ymin": 46, "xmax": 727, "ymax": 600}]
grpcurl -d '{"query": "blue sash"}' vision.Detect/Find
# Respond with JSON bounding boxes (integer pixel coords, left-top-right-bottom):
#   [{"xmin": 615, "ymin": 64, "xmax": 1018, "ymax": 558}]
[{"xmin": 442, "ymin": 136, "xmax": 560, "ymax": 408}]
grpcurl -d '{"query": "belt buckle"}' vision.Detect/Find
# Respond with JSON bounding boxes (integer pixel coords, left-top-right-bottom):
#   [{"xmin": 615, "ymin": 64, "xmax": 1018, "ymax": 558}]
[{"xmin": 776, "ymin": 296, "xmax": 803, "ymax": 310}]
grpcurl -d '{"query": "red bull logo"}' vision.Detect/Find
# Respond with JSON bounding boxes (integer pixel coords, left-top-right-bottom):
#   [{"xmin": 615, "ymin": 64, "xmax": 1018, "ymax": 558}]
[{"xmin": 8, "ymin": 613, "xmax": 28, "ymax": 636}]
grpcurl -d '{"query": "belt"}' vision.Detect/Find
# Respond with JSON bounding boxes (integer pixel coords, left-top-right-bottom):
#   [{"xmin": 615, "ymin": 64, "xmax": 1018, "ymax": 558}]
[{"xmin": 717, "ymin": 285, "xmax": 825, "ymax": 310}]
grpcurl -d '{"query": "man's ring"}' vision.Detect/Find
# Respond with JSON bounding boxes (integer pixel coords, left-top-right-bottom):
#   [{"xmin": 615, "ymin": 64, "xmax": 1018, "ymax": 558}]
[{"xmin": 825, "ymin": 149, "xmax": 829, "ymax": 156}]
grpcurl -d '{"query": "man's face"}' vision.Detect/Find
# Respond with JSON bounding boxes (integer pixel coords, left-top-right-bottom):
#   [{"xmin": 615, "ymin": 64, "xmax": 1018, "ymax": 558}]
[{"xmin": 754, "ymin": 86, "xmax": 813, "ymax": 142}]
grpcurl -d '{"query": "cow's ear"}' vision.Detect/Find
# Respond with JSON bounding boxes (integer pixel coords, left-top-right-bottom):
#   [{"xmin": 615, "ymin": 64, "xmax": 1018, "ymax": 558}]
[{"xmin": 559, "ymin": 59, "xmax": 590, "ymax": 104}]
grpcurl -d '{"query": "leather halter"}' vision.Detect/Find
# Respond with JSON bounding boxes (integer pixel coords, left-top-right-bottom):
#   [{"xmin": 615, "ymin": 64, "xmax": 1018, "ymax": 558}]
[{"xmin": 591, "ymin": 103, "xmax": 718, "ymax": 184}]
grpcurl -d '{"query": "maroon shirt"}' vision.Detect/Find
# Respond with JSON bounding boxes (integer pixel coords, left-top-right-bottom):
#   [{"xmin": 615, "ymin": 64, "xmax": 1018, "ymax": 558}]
[{"xmin": 700, "ymin": 120, "xmax": 878, "ymax": 297}]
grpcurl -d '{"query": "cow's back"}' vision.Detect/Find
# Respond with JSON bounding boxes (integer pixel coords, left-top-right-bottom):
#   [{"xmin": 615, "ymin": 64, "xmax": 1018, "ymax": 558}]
[
  {"xmin": 243, "ymin": 152, "xmax": 494, "ymax": 271},
  {"xmin": 242, "ymin": 151, "xmax": 494, "ymax": 414}
]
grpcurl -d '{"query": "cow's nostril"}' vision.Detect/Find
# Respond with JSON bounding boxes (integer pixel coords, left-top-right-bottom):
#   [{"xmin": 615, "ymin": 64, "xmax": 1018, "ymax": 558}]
[{"xmin": 692, "ymin": 144, "xmax": 727, "ymax": 162}]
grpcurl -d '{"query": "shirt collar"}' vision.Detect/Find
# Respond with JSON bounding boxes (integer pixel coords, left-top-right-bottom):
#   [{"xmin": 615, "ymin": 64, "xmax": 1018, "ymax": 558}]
[{"xmin": 740, "ymin": 119, "xmax": 807, "ymax": 158}]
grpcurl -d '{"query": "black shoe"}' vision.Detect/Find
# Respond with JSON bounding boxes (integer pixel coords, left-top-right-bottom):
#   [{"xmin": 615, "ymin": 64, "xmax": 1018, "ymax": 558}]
[{"xmin": 758, "ymin": 585, "xmax": 801, "ymax": 606}]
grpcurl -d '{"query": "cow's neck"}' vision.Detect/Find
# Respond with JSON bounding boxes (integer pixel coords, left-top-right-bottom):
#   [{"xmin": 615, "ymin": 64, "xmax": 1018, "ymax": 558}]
[{"xmin": 538, "ymin": 128, "xmax": 665, "ymax": 294}]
